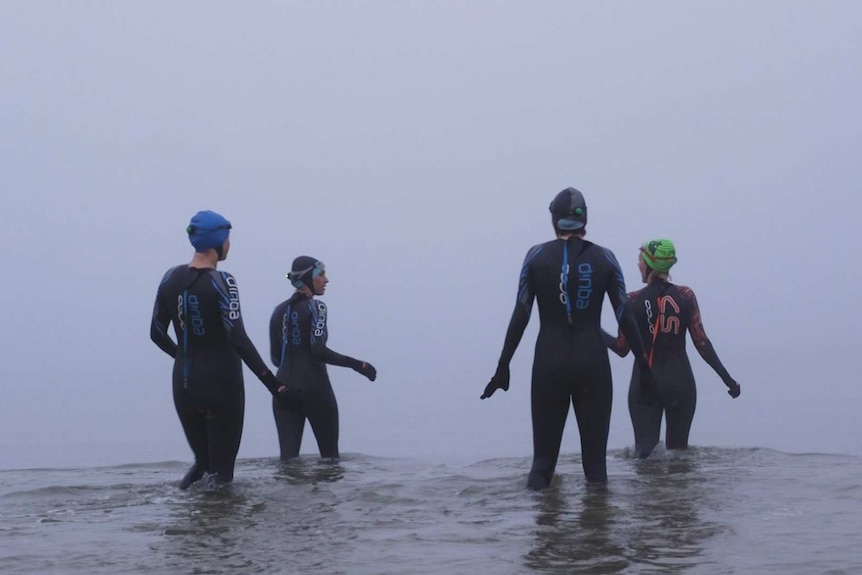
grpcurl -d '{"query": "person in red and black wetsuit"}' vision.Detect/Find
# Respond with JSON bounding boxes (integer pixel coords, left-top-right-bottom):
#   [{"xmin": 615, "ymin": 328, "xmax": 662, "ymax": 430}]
[{"xmin": 603, "ymin": 238, "xmax": 741, "ymax": 459}]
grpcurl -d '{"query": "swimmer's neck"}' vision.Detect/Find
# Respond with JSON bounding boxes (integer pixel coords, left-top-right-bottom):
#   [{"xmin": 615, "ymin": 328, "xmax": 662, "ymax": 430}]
[
  {"xmin": 556, "ymin": 232, "xmax": 585, "ymax": 241},
  {"xmin": 295, "ymin": 286, "xmax": 314, "ymax": 298},
  {"xmin": 189, "ymin": 251, "xmax": 219, "ymax": 270}
]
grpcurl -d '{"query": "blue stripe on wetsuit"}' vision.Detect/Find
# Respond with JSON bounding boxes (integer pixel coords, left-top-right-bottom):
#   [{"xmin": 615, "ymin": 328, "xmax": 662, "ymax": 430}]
[
  {"xmin": 562, "ymin": 242, "xmax": 572, "ymax": 324},
  {"xmin": 280, "ymin": 305, "xmax": 291, "ymax": 366}
]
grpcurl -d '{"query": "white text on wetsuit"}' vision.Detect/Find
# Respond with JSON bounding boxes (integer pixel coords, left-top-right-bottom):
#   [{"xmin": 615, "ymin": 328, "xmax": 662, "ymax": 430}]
[
  {"xmin": 224, "ymin": 275, "xmax": 241, "ymax": 320},
  {"xmin": 314, "ymin": 301, "xmax": 327, "ymax": 338}
]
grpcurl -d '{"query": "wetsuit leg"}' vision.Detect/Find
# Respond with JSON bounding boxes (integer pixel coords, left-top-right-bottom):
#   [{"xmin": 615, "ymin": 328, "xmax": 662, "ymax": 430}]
[
  {"xmin": 527, "ymin": 372, "xmax": 571, "ymax": 490},
  {"xmin": 664, "ymin": 384, "xmax": 697, "ymax": 450},
  {"xmin": 174, "ymin": 389, "xmax": 210, "ymax": 489},
  {"xmin": 306, "ymin": 382, "xmax": 340, "ymax": 459},
  {"xmin": 273, "ymin": 400, "xmax": 306, "ymax": 461},
  {"xmin": 628, "ymin": 380, "xmax": 663, "ymax": 459},
  {"xmin": 571, "ymin": 372, "xmax": 613, "ymax": 484},
  {"xmin": 204, "ymin": 393, "xmax": 245, "ymax": 483}
]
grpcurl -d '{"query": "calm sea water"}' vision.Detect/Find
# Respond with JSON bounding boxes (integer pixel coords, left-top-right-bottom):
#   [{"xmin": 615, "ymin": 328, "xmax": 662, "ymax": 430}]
[{"xmin": 1, "ymin": 448, "xmax": 860, "ymax": 574}]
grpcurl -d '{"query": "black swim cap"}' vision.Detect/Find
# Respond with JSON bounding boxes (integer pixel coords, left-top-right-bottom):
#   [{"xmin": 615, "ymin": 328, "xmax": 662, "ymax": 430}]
[
  {"xmin": 549, "ymin": 187, "xmax": 587, "ymax": 231},
  {"xmin": 286, "ymin": 256, "xmax": 325, "ymax": 290}
]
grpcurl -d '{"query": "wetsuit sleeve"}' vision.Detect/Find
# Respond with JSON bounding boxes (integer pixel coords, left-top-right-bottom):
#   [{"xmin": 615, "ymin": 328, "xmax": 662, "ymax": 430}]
[
  {"xmin": 213, "ymin": 272, "xmax": 280, "ymax": 392},
  {"xmin": 150, "ymin": 269, "xmax": 177, "ymax": 358},
  {"xmin": 269, "ymin": 303, "xmax": 285, "ymax": 367},
  {"xmin": 602, "ymin": 329, "xmax": 630, "ymax": 357},
  {"xmin": 497, "ymin": 245, "xmax": 541, "ymax": 367},
  {"xmin": 308, "ymin": 300, "xmax": 363, "ymax": 369},
  {"xmin": 603, "ymin": 289, "xmax": 637, "ymax": 357},
  {"xmin": 602, "ymin": 249, "xmax": 650, "ymax": 372},
  {"xmin": 685, "ymin": 288, "xmax": 734, "ymax": 384}
]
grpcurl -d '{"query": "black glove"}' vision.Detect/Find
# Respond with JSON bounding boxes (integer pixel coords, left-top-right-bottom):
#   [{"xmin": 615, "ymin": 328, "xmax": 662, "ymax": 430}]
[
  {"xmin": 354, "ymin": 361, "xmax": 377, "ymax": 381},
  {"xmin": 261, "ymin": 371, "xmax": 302, "ymax": 409},
  {"xmin": 275, "ymin": 385, "xmax": 303, "ymax": 409},
  {"xmin": 481, "ymin": 364, "xmax": 510, "ymax": 400},
  {"xmin": 726, "ymin": 379, "xmax": 741, "ymax": 398}
]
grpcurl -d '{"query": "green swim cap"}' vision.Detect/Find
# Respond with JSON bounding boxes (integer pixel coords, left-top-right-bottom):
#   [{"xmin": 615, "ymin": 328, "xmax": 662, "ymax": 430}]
[{"xmin": 640, "ymin": 239, "xmax": 677, "ymax": 273}]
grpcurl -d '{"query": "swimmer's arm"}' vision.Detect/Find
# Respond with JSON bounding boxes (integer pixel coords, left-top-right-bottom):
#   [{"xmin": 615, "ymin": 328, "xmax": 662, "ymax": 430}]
[
  {"xmin": 497, "ymin": 247, "xmax": 539, "ymax": 367},
  {"xmin": 150, "ymin": 283, "xmax": 177, "ymax": 358},
  {"xmin": 604, "ymin": 250, "xmax": 650, "ymax": 371},
  {"xmin": 269, "ymin": 304, "xmax": 284, "ymax": 367},
  {"xmin": 687, "ymin": 290, "xmax": 734, "ymax": 384},
  {"xmin": 214, "ymin": 272, "xmax": 281, "ymax": 392},
  {"xmin": 602, "ymin": 329, "xmax": 630, "ymax": 357},
  {"xmin": 308, "ymin": 301, "xmax": 363, "ymax": 369}
]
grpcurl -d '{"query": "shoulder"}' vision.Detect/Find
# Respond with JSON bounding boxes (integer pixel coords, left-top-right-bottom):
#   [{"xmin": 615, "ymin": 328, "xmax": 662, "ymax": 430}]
[
  {"xmin": 627, "ymin": 287, "xmax": 644, "ymax": 300},
  {"xmin": 214, "ymin": 270, "xmax": 236, "ymax": 282},
  {"xmin": 208, "ymin": 270, "xmax": 238, "ymax": 289},
  {"xmin": 524, "ymin": 242, "xmax": 548, "ymax": 261},
  {"xmin": 591, "ymin": 244, "xmax": 623, "ymax": 270},
  {"xmin": 672, "ymin": 285, "xmax": 699, "ymax": 308},
  {"xmin": 675, "ymin": 285, "xmax": 696, "ymax": 299},
  {"xmin": 271, "ymin": 299, "xmax": 289, "ymax": 317},
  {"xmin": 159, "ymin": 265, "xmax": 184, "ymax": 285}
]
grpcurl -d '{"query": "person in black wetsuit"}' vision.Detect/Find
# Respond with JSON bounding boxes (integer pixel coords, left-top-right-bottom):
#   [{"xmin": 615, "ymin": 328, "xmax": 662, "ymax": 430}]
[
  {"xmin": 482, "ymin": 188, "xmax": 657, "ymax": 490},
  {"xmin": 603, "ymin": 238, "xmax": 741, "ymax": 459},
  {"xmin": 150, "ymin": 210, "xmax": 301, "ymax": 489},
  {"xmin": 269, "ymin": 256, "xmax": 377, "ymax": 461}
]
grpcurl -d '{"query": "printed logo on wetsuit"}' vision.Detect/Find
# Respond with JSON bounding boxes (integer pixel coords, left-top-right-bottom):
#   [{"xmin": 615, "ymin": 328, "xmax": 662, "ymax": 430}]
[
  {"xmin": 314, "ymin": 301, "xmax": 327, "ymax": 338},
  {"xmin": 291, "ymin": 311, "xmax": 301, "ymax": 345},
  {"xmin": 177, "ymin": 294, "xmax": 205, "ymax": 335},
  {"xmin": 575, "ymin": 263, "xmax": 593, "ymax": 310},
  {"xmin": 646, "ymin": 296, "xmax": 681, "ymax": 335},
  {"xmin": 282, "ymin": 309, "xmax": 302, "ymax": 347},
  {"xmin": 559, "ymin": 261, "xmax": 570, "ymax": 307},
  {"xmin": 177, "ymin": 295, "xmax": 185, "ymax": 331},
  {"xmin": 224, "ymin": 275, "xmax": 241, "ymax": 320},
  {"xmin": 188, "ymin": 295, "xmax": 205, "ymax": 335}
]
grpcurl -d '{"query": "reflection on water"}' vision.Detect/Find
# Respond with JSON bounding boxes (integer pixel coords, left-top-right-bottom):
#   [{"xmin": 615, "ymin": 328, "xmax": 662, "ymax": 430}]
[
  {"xmin": 157, "ymin": 458, "xmax": 350, "ymax": 573},
  {"xmin": 622, "ymin": 451, "xmax": 726, "ymax": 573},
  {"xmin": 277, "ymin": 457, "xmax": 346, "ymax": 486},
  {"xmin": 4, "ymin": 449, "xmax": 859, "ymax": 574},
  {"xmin": 159, "ymin": 483, "xmax": 268, "ymax": 573},
  {"xmin": 525, "ymin": 451, "xmax": 727, "ymax": 574},
  {"xmin": 526, "ymin": 481, "xmax": 628, "ymax": 574}
]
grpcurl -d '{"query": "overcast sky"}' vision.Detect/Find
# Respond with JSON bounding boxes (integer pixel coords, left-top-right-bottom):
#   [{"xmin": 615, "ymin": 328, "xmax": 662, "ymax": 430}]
[{"xmin": 1, "ymin": 1, "xmax": 860, "ymax": 470}]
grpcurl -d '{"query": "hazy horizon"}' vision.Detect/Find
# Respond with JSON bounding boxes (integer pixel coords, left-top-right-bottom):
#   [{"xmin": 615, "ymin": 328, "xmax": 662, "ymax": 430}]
[{"xmin": 2, "ymin": 1, "xmax": 860, "ymax": 471}]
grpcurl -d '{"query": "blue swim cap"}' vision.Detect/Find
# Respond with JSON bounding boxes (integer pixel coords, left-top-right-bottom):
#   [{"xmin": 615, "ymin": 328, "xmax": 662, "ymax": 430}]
[{"xmin": 187, "ymin": 210, "xmax": 232, "ymax": 252}]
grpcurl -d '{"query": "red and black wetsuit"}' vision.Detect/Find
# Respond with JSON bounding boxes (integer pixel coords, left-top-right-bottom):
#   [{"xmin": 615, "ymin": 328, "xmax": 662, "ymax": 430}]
[{"xmin": 604, "ymin": 280, "xmax": 737, "ymax": 458}]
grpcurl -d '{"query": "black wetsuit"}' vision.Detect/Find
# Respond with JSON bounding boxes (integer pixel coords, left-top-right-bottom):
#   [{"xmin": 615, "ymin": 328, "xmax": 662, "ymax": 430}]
[
  {"xmin": 269, "ymin": 293, "xmax": 364, "ymax": 460},
  {"xmin": 151, "ymin": 265, "xmax": 281, "ymax": 486},
  {"xmin": 604, "ymin": 281, "xmax": 736, "ymax": 458},
  {"xmin": 498, "ymin": 237, "xmax": 651, "ymax": 489}
]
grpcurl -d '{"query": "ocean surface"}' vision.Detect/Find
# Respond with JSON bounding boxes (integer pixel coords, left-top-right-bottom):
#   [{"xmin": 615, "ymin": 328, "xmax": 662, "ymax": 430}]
[{"xmin": 1, "ymin": 447, "xmax": 860, "ymax": 574}]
